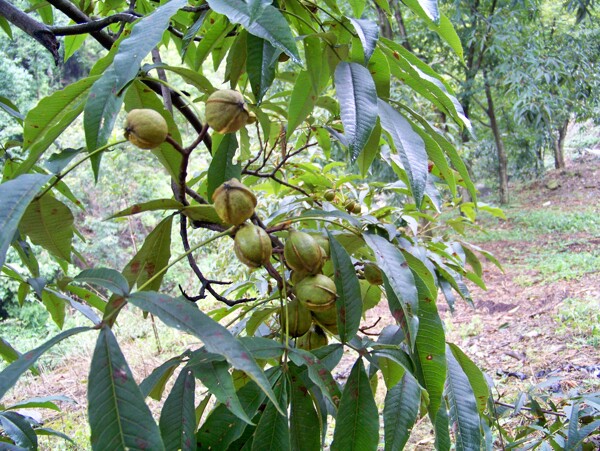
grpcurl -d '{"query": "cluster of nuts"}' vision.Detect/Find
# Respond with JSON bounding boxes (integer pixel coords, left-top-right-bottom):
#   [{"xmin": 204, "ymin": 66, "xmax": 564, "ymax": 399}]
[{"xmin": 122, "ymin": 92, "xmax": 383, "ymax": 352}]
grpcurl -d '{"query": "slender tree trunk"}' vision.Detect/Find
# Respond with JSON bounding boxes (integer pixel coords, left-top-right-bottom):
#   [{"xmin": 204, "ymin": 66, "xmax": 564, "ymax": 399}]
[
  {"xmin": 553, "ymin": 119, "xmax": 569, "ymax": 169},
  {"xmin": 483, "ymin": 73, "xmax": 509, "ymax": 204},
  {"xmin": 391, "ymin": 1, "xmax": 412, "ymax": 51},
  {"xmin": 375, "ymin": 3, "xmax": 393, "ymax": 39}
]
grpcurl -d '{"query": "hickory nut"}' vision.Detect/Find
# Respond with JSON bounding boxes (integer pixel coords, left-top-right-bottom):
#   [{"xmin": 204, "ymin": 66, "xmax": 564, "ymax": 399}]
[
  {"xmin": 234, "ymin": 223, "xmax": 272, "ymax": 268},
  {"xmin": 205, "ymin": 89, "xmax": 252, "ymax": 134},
  {"xmin": 212, "ymin": 178, "xmax": 257, "ymax": 225},
  {"xmin": 284, "ymin": 230, "xmax": 324, "ymax": 275},
  {"xmin": 279, "ymin": 299, "xmax": 312, "ymax": 338},
  {"xmin": 295, "ymin": 274, "xmax": 337, "ymax": 312},
  {"xmin": 124, "ymin": 109, "xmax": 168, "ymax": 149}
]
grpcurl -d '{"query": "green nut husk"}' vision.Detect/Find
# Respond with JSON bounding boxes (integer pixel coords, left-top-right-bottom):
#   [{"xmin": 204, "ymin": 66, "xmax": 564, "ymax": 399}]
[
  {"xmin": 205, "ymin": 89, "xmax": 251, "ymax": 134},
  {"xmin": 234, "ymin": 223, "xmax": 272, "ymax": 268},
  {"xmin": 312, "ymin": 305, "xmax": 338, "ymax": 335},
  {"xmin": 296, "ymin": 325, "xmax": 328, "ymax": 350},
  {"xmin": 284, "ymin": 230, "xmax": 323, "ymax": 275},
  {"xmin": 279, "ymin": 299, "xmax": 312, "ymax": 338},
  {"xmin": 212, "ymin": 178, "xmax": 257, "ymax": 225},
  {"xmin": 124, "ymin": 109, "xmax": 169, "ymax": 149},
  {"xmin": 295, "ymin": 274, "xmax": 337, "ymax": 312},
  {"xmin": 363, "ymin": 263, "xmax": 384, "ymax": 286},
  {"xmin": 309, "ymin": 233, "xmax": 330, "ymax": 258}
]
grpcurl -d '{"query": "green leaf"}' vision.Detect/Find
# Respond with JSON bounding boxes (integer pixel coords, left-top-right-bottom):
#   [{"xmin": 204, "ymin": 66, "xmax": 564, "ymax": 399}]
[
  {"xmin": 414, "ymin": 293, "xmax": 446, "ymax": 419},
  {"xmin": 403, "ymin": 0, "xmax": 440, "ymax": 23},
  {"xmin": 181, "ymin": 205, "xmax": 224, "ymax": 224},
  {"xmin": 445, "ymin": 346, "xmax": 481, "ymax": 451},
  {"xmin": 159, "ymin": 65, "xmax": 216, "ymax": 94},
  {"xmin": 357, "ymin": 122, "xmax": 381, "ymax": 177},
  {"xmin": 363, "ymin": 234, "xmax": 418, "ymax": 317},
  {"xmin": 251, "ymin": 374, "xmax": 290, "ymax": 451},
  {"xmin": 20, "ymin": 195, "xmax": 74, "ymax": 262},
  {"xmin": 196, "ymin": 373, "xmax": 270, "ymax": 450},
  {"xmin": 428, "ymin": 14, "xmax": 464, "ymax": 61},
  {"xmin": 0, "ymin": 411, "xmax": 37, "ymax": 449},
  {"xmin": 17, "ymin": 76, "xmax": 98, "ymax": 177},
  {"xmin": 288, "ymin": 369, "xmax": 320, "ymax": 451},
  {"xmin": 247, "ymin": 34, "xmax": 278, "ymax": 104},
  {"xmin": 288, "ymin": 348, "xmax": 341, "ymax": 408},
  {"xmin": 190, "ymin": 358, "xmax": 254, "ymax": 424},
  {"xmin": 348, "ymin": 0, "xmax": 366, "ymax": 17},
  {"xmin": 207, "ymin": 134, "xmax": 241, "ymax": 200},
  {"xmin": 327, "ymin": 232, "xmax": 362, "ymax": 342},
  {"xmin": 378, "ymin": 99, "xmax": 428, "ymax": 208},
  {"xmin": 6, "ymin": 395, "xmax": 73, "ymax": 412},
  {"xmin": 75, "ymin": 268, "xmax": 130, "ymax": 297},
  {"xmin": 122, "ymin": 216, "xmax": 173, "ymax": 291},
  {"xmin": 194, "ymin": 13, "xmax": 234, "ymax": 69},
  {"xmin": 0, "ymin": 96, "xmax": 23, "ymax": 122},
  {"xmin": 84, "ymin": 0, "xmax": 187, "ymax": 153},
  {"xmin": 88, "ymin": 327, "xmax": 165, "ymax": 451},
  {"xmin": 448, "ymin": 344, "xmax": 489, "ymax": 414},
  {"xmin": 335, "ymin": 62, "xmax": 378, "ymax": 161},
  {"xmin": 0, "ymin": 174, "xmax": 51, "ymax": 268},
  {"xmin": 0, "ymin": 327, "xmax": 92, "ymax": 400},
  {"xmin": 127, "ymin": 292, "xmax": 283, "ymax": 414},
  {"xmin": 124, "ymin": 80, "xmax": 183, "ymax": 180},
  {"xmin": 348, "ymin": 18, "xmax": 378, "ymax": 64},
  {"xmin": 0, "ymin": 16, "xmax": 13, "ymax": 39},
  {"xmin": 384, "ymin": 374, "xmax": 421, "ymax": 451},
  {"xmin": 65, "ymin": 285, "xmax": 107, "ymax": 313},
  {"xmin": 106, "ymin": 199, "xmax": 184, "ymax": 220},
  {"xmin": 41, "ymin": 289, "xmax": 66, "ymax": 329},
  {"xmin": 159, "ymin": 368, "xmax": 196, "ymax": 451},
  {"xmin": 331, "ymin": 358, "xmax": 379, "ymax": 451},
  {"xmin": 140, "ymin": 356, "xmax": 183, "ymax": 400},
  {"xmin": 206, "ymin": 0, "xmax": 300, "ymax": 64},
  {"xmin": 45, "ymin": 147, "xmax": 82, "ymax": 174},
  {"xmin": 287, "ymin": 70, "xmax": 317, "ymax": 138},
  {"xmin": 64, "ymin": 33, "xmax": 87, "ymax": 61},
  {"xmin": 368, "ymin": 48, "xmax": 391, "ymax": 99},
  {"xmin": 0, "ymin": 337, "xmax": 21, "ymax": 365},
  {"xmin": 433, "ymin": 402, "xmax": 451, "ymax": 451}
]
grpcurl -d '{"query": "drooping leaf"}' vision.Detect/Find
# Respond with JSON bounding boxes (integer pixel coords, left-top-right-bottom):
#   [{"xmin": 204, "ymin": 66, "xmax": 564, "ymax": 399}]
[
  {"xmin": 403, "ymin": 0, "xmax": 440, "ymax": 23},
  {"xmin": 331, "ymin": 358, "xmax": 379, "ymax": 451},
  {"xmin": 17, "ymin": 77, "xmax": 98, "ymax": 176},
  {"xmin": 20, "ymin": 195, "xmax": 74, "ymax": 262},
  {"xmin": 207, "ymin": 134, "xmax": 241, "ymax": 200},
  {"xmin": 0, "ymin": 337, "xmax": 21, "ymax": 366},
  {"xmin": 414, "ymin": 293, "xmax": 446, "ymax": 419},
  {"xmin": 327, "ymin": 232, "xmax": 362, "ymax": 342},
  {"xmin": 0, "ymin": 17, "xmax": 13, "ymax": 39},
  {"xmin": 383, "ymin": 374, "xmax": 421, "ymax": 451},
  {"xmin": 74, "ymin": 268, "xmax": 130, "ymax": 297},
  {"xmin": 288, "ymin": 368, "xmax": 320, "ymax": 451},
  {"xmin": 206, "ymin": 0, "xmax": 300, "ymax": 63},
  {"xmin": 0, "ymin": 327, "xmax": 92, "ymax": 400},
  {"xmin": 363, "ymin": 234, "xmax": 418, "ymax": 316},
  {"xmin": 44, "ymin": 147, "xmax": 83, "ymax": 174},
  {"xmin": 445, "ymin": 346, "xmax": 481, "ymax": 451},
  {"xmin": 194, "ymin": 13, "xmax": 234, "ymax": 69},
  {"xmin": 335, "ymin": 62, "xmax": 378, "ymax": 161},
  {"xmin": 159, "ymin": 368, "xmax": 196, "ymax": 451},
  {"xmin": 377, "ymin": 99, "xmax": 428, "ymax": 208},
  {"xmin": 41, "ymin": 289, "xmax": 66, "ymax": 329},
  {"xmin": 246, "ymin": 34, "xmax": 278, "ymax": 103},
  {"xmin": 5, "ymin": 395, "xmax": 73, "ymax": 412},
  {"xmin": 140, "ymin": 356, "xmax": 184, "ymax": 400},
  {"xmin": 0, "ymin": 96, "xmax": 23, "ymax": 122},
  {"xmin": 434, "ymin": 402, "xmax": 451, "ymax": 451},
  {"xmin": 448, "ymin": 344, "xmax": 489, "ymax": 414},
  {"xmin": 288, "ymin": 348, "xmax": 341, "ymax": 408},
  {"xmin": 122, "ymin": 216, "xmax": 173, "ymax": 291},
  {"xmin": 128, "ymin": 292, "xmax": 282, "ymax": 414},
  {"xmin": 181, "ymin": 205, "xmax": 224, "ymax": 224},
  {"xmin": 251, "ymin": 373, "xmax": 290, "ymax": 451},
  {"xmin": 348, "ymin": 18, "xmax": 378, "ymax": 64},
  {"xmin": 287, "ymin": 70, "xmax": 317, "ymax": 138},
  {"xmin": 0, "ymin": 174, "xmax": 51, "ymax": 268},
  {"xmin": 106, "ymin": 199, "xmax": 184, "ymax": 220},
  {"xmin": 84, "ymin": 0, "xmax": 188, "ymax": 155},
  {"xmin": 190, "ymin": 358, "xmax": 254, "ymax": 424},
  {"xmin": 124, "ymin": 80, "xmax": 183, "ymax": 180},
  {"xmin": 0, "ymin": 411, "xmax": 38, "ymax": 449},
  {"xmin": 88, "ymin": 327, "xmax": 165, "ymax": 450},
  {"xmin": 347, "ymin": 0, "xmax": 366, "ymax": 17}
]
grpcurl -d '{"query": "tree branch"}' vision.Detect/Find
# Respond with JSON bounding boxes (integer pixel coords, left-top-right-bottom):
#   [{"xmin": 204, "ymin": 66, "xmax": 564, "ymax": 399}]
[
  {"xmin": 0, "ymin": 0, "xmax": 59, "ymax": 64},
  {"xmin": 49, "ymin": 13, "xmax": 138, "ymax": 35}
]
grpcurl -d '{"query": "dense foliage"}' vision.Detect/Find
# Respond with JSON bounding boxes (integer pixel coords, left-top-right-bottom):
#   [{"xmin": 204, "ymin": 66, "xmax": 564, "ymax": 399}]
[{"xmin": 1, "ymin": 0, "xmax": 598, "ymax": 449}]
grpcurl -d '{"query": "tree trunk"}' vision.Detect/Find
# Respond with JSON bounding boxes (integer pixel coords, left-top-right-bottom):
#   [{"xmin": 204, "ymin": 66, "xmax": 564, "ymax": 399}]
[
  {"xmin": 553, "ymin": 119, "xmax": 569, "ymax": 169},
  {"xmin": 484, "ymin": 74, "xmax": 509, "ymax": 204},
  {"xmin": 375, "ymin": 4, "xmax": 393, "ymax": 39}
]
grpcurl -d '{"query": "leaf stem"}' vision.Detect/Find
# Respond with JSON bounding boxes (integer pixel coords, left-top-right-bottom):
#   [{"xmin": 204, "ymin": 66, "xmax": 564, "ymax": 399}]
[
  {"xmin": 35, "ymin": 139, "xmax": 127, "ymax": 200},
  {"xmin": 272, "ymin": 216, "xmax": 362, "ymax": 236}
]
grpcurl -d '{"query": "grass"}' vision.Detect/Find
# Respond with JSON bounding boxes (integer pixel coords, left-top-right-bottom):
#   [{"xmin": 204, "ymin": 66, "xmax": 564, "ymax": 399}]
[
  {"xmin": 524, "ymin": 251, "xmax": 600, "ymax": 283},
  {"xmin": 555, "ymin": 297, "xmax": 600, "ymax": 348}
]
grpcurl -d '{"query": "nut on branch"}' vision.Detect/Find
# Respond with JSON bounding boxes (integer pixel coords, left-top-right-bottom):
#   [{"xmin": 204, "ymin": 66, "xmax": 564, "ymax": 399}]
[
  {"xmin": 284, "ymin": 230, "xmax": 324, "ymax": 275},
  {"xmin": 234, "ymin": 223, "xmax": 272, "ymax": 268},
  {"xmin": 212, "ymin": 178, "xmax": 257, "ymax": 225},
  {"xmin": 124, "ymin": 109, "xmax": 169, "ymax": 149},
  {"xmin": 205, "ymin": 89, "xmax": 253, "ymax": 134}
]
